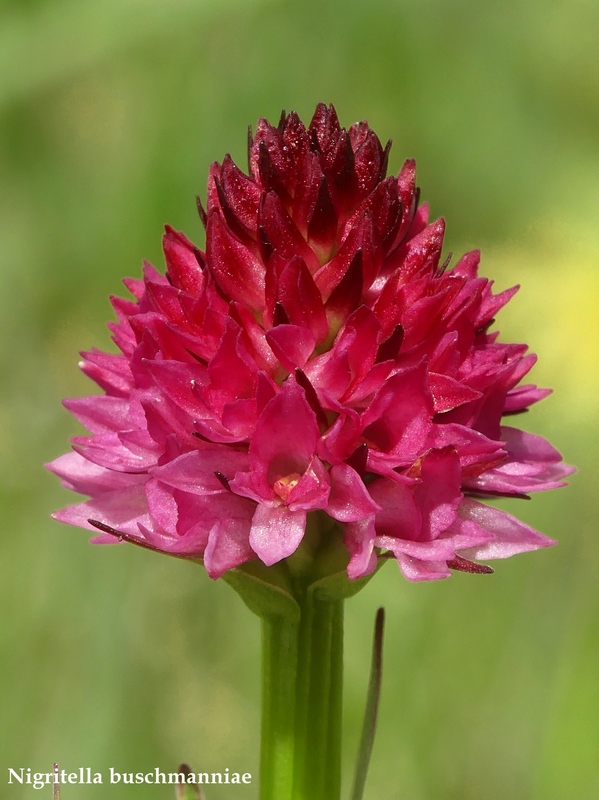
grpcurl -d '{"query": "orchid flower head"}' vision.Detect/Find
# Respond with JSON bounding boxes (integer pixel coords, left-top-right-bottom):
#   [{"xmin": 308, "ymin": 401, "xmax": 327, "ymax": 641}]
[{"xmin": 48, "ymin": 104, "xmax": 574, "ymax": 585}]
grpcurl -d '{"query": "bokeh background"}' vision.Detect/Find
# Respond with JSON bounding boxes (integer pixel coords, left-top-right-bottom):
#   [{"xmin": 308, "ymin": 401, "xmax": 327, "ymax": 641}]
[{"xmin": 1, "ymin": 0, "xmax": 598, "ymax": 798}]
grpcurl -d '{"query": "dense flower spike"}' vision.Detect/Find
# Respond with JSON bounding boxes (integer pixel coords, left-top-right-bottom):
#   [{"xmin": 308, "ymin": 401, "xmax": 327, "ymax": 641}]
[{"xmin": 48, "ymin": 104, "xmax": 574, "ymax": 582}]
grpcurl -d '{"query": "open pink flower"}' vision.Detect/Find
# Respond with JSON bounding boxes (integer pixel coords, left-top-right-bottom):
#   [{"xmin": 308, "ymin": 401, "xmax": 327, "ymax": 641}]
[{"xmin": 48, "ymin": 104, "xmax": 574, "ymax": 582}]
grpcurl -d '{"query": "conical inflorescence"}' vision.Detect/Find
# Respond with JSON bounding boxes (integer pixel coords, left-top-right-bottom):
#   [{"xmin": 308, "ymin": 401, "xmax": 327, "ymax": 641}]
[{"xmin": 48, "ymin": 104, "xmax": 574, "ymax": 582}]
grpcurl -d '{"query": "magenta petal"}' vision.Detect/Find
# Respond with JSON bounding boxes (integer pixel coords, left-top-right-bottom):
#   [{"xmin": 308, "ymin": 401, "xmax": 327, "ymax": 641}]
[
  {"xmin": 152, "ymin": 491, "xmax": 256, "ymax": 565},
  {"xmin": 466, "ymin": 427, "xmax": 575, "ymax": 494},
  {"xmin": 476, "ymin": 283, "xmax": 519, "ymax": 327},
  {"xmin": 46, "ymin": 451, "xmax": 144, "ymax": 495},
  {"xmin": 368, "ymin": 478, "xmax": 421, "ymax": 540},
  {"xmin": 53, "ymin": 483, "xmax": 150, "ymax": 537},
  {"xmin": 361, "ymin": 362, "xmax": 433, "ymax": 459},
  {"xmin": 63, "ymin": 396, "xmax": 130, "ymax": 434},
  {"xmin": 206, "ymin": 211, "xmax": 265, "ymax": 311},
  {"xmin": 208, "ymin": 317, "xmax": 258, "ymax": 394},
  {"xmin": 144, "ymin": 280, "xmax": 190, "ymax": 329},
  {"xmin": 204, "ymin": 519, "xmax": 255, "ymax": 579},
  {"xmin": 179, "ymin": 491, "xmax": 255, "ymax": 536},
  {"xmin": 467, "ymin": 462, "xmax": 575, "ymax": 495},
  {"xmin": 249, "ymin": 376, "xmax": 321, "ymax": 480},
  {"xmin": 276, "ymin": 256, "xmax": 329, "ymax": 343},
  {"xmin": 153, "ymin": 521, "xmax": 209, "ymax": 556},
  {"xmin": 259, "ymin": 193, "xmax": 320, "ymax": 272},
  {"xmin": 145, "ymin": 478, "xmax": 178, "ymax": 536},
  {"xmin": 504, "ymin": 384, "xmax": 552, "ymax": 413},
  {"xmin": 286, "ymin": 456, "xmax": 331, "ymax": 511},
  {"xmin": 501, "ymin": 426, "xmax": 563, "ymax": 463},
  {"xmin": 78, "ymin": 349, "xmax": 132, "ymax": 397},
  {"xmin": 218, "ymin": 155, "xmax": 261, "ymax": 232},
  {"xmin": 337, "ymin": 306, "xmax": 382, "ymax": 399},
  {"xmin": 376, "ymin": 533, "xmax": 459, "ymax": 562},
  {"xmin": 387, "ymin": 217, "xmax": 445, "ymax": 283},
  {"xmin": 229, "ymin": 468, "xmax": 274, "ymax": 504},
  {"xmin": 146, "ymin": 360, "xmax": 208, "ymax": 419},
  {"xmin": 457, "ymin": 499, "xmax": 557, "ymax": 559},
  {"xmin": 303, "ymin": 347, "xmax": 352, "ymax": 402},
  {"xmin": 72, "ymin": 432, "xmax": 159, "ymax": 472},
  {"xmin": 428, "ymin": 373, "xmax": 482, "ymax": 413},
  {"xmin": 413, "ymin": 448, "xmax": 462, "ymax": 541},
  {"xmin": 249, "ymin": 504, "xmax": 307, "ymax": 565},
  {"xmin": 230, "ymin": 302, "xmax": 280, "ymax": 373},
  {"xmin": 328, "ymin": 464, "xmax": 380, "ymax": 521},
  {"xmin": 452, "ymin": 249, "xmax": 480, "ymax": 280},
  {"xmin": 318, "ymin": 411, "xmax": 361, "ymax": 464},
  {"xmin": 344, "ymin": 516, "xmax": 378, "ymax": 579},
  {"xmin": 394, "ymin": 554, "xmax": 452, "ymax": 582},
  {"xmin": 220, "ymin": 399, "xmax": 258, "ymax": 439},
  {"xmin": 442, "ymin": 517, "xmax": 494, "ymax": 552},
  {"xmin": 162, "ymin": 225, "xmax": 204, "ymax": 295},
  {"xmin": 266, "ymin": 324, "xmax": 316, "ymax": 370},
  {"xmin": 427, "ymin": 423, "xmax": 506, "ymax": 473}
]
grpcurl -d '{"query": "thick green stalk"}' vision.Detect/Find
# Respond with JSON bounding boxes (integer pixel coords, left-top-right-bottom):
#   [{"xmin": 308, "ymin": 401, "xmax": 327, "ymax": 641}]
[
  {"xmin": 260, "ymin": 594, "xmax": 344, "ymax": 800},
  {"xmin": 325, "ymin": 599, "xmax": 344, "ymax": 800},
  {"xmin": 260, "ymin": 614, "xmax": 300, "ymax": 800}
]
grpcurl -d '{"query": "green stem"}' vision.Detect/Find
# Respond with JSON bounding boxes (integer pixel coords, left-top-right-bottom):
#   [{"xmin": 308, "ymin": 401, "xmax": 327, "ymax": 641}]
[
  {"xmin": 260, "ymin": 594, "xmax": 344, "ymax": 800},
  {"xmin": 325, "ymin": 599, "xmax": 344, "ymax": 800},
  {"xmin": 260, "ymin": 615, "xmax": 299, "ymax": 800}
]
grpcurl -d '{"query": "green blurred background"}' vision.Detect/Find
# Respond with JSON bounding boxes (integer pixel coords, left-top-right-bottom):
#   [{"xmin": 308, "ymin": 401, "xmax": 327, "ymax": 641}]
[{"xmin": 1, "ymin": 0, "xmax": 598, "ymax": 797}]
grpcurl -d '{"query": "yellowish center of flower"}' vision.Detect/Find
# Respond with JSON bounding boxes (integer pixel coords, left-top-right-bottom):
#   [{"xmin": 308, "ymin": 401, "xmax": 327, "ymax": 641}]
[{"xmin": 273, "ymin": 472, "xmax": 302, "ymax": 501}]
